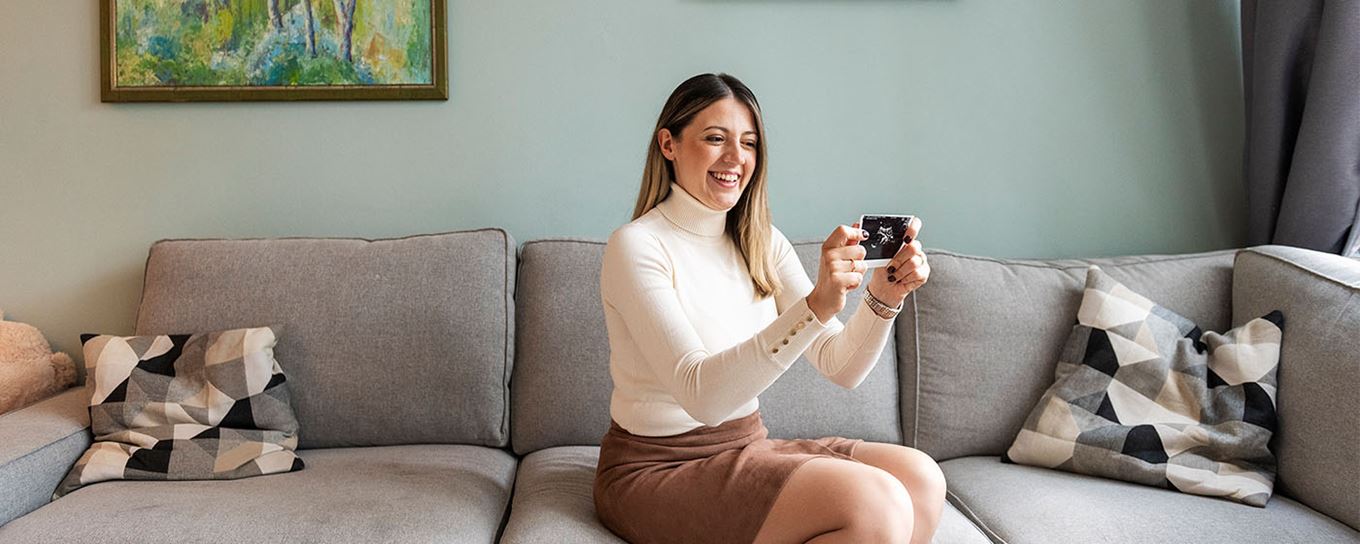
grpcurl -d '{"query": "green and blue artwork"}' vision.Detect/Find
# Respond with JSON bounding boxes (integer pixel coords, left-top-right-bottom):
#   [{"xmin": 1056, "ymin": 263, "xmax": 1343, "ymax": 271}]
[{"xmin": 104, "ymin": 0, "xmax": 445, "ymax": 100}]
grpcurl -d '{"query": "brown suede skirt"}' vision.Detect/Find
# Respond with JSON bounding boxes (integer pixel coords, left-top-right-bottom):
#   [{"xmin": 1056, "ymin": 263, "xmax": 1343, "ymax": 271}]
[{"xmin": 593, "ymin": 410, "xmax": 863, "ymax": 544}]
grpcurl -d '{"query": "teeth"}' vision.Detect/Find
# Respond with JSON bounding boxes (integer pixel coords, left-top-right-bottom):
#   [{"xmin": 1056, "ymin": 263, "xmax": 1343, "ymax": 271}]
[{"xmin": 711, "ymin": 172, "xmax": 739, "ymax": 183}]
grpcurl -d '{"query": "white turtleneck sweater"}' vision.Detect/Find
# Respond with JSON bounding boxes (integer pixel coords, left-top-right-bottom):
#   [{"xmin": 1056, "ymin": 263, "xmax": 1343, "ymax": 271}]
[{"xmin": 600, "ymin": 182, "xmax": 896, "ymax": 437}]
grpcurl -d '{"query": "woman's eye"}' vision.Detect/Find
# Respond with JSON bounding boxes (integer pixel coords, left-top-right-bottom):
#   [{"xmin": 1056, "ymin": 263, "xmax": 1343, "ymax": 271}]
[
  {"xmin": 742, "ymin": 141, "xmax": 757, "ymax": 148},
  {"xmin": 706, "ymin": 136, "xmax": 724, "ymax": 143}
]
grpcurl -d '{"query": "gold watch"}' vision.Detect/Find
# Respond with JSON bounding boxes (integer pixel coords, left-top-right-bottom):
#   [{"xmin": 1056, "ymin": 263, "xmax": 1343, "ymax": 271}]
[{"xmin": 863, "ymin": 291, "xmax": 902, "ymax": 320}]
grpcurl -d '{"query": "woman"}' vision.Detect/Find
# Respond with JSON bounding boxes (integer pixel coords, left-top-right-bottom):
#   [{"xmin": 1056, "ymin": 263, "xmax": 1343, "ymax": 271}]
[{"xmin": 594, "ymin": 73, "xmax": 945, "ymax": 544}]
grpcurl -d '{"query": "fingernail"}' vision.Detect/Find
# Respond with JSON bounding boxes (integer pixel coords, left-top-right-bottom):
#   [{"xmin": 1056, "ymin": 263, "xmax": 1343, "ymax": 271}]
[
  {"xmin": 888, "ymin": 274, "xmax": 896, "ymax": 282},
  {"xmin": 860, "ymin": 230, "xmax": 869, "ymax": 238},
  {"xmin": 887, "ymin": 266, "xmax": 896, "ymax": 274}
]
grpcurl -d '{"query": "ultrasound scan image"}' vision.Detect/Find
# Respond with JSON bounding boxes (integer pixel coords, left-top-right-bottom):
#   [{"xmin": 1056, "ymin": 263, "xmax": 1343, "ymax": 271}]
[{"xmin": 859, "ymin": 215, "xmax": 912, "ymax": 261}]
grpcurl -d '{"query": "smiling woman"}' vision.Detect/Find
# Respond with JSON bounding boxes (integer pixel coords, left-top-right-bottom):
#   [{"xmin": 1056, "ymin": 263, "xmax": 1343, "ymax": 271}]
[
  {"xmin": 658, "ymin": 97, "xmax": 760, "ymax": 209},
  {"xmin": 631, "ymin": 74, "xmax": 777, "ymax": 298},
  {"xmin": 592, "ymin": 73, "xmax": 943, "ymax": 544}
]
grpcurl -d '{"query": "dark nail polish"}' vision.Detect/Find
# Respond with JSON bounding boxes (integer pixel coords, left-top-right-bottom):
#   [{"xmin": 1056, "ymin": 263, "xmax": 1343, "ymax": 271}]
[
  {"xmin": 887, "ymin": 266, "xmax": 896, "ymax": 274},
  {"xmin": 888, "ymin": 275, "xmax": 896, "ymax": 282}
]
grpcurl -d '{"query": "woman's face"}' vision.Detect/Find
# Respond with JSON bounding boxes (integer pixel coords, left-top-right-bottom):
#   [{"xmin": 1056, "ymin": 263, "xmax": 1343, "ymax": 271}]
[{"xmin": 658, "ymin": 97, "xmax": 758, "ymax": 212}]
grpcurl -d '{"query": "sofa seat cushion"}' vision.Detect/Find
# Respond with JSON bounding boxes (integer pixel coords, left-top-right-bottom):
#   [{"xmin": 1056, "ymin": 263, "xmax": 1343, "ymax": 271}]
[
  {"xmin": 499, "ymin": 446, "xmax": 991, "ymax": 544},
  {"xmin": 0, "ymin": 445, "xmax": 516, "ymax": 544},
  {"xmin": 499, "ymin": 446, "xmax": 623, "ymax": 543},
  {"xmin": 941, "ymin": 456, "xmax": 1359, "ymax": 544}
]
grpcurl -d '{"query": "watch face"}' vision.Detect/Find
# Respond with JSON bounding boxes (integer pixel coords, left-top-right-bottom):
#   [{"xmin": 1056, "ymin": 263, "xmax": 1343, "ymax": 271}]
[{"xmin": 859, "ymin": 215, "xmax": 913, "ymax": 261}]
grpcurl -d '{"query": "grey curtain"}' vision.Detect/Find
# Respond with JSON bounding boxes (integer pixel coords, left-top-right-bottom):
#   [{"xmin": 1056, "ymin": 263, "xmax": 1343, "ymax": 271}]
[{"xmin": 1242, "ymin": 0, "xmax": 1360, "ymax": 256}]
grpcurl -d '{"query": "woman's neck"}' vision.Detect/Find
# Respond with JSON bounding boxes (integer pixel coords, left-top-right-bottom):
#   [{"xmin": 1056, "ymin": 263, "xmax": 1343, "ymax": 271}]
[{"xmin": 656, "ymin": 182, "xmax": 728, "ymax": 238}]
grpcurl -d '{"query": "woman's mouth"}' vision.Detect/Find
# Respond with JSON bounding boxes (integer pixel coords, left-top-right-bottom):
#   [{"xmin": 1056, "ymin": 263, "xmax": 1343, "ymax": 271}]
[{"xmin": 709, "ymin": 171, "xmax": 740, "ymax": 188}]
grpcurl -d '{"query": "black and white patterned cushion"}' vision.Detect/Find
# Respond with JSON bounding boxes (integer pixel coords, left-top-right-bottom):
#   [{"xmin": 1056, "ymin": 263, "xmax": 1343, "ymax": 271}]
[
  {"xmin": 1005, "ymin": 266, "xmax": 1283, "ymax": 506},
  {"xmin": 56, "ymin": 326, "xmax": 303, "ymax": 497}
]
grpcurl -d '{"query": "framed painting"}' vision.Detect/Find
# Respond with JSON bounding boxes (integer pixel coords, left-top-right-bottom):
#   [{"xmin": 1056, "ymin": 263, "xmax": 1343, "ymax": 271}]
[{"xmin": 100, "ymin": 0, "xmax": 447, "ymax": 102}]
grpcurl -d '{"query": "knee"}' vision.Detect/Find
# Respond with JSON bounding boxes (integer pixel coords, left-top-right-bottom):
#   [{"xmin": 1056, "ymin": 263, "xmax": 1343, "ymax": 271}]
[
  {"xmin": 898, "ymin": 449, "xmax": 947, "ymax": 501},
  {"xmin": 843, "ymin": 468, "xmax": 914, "ymax": 541},
  {"xmin": 918, "ymin": 454, "xmax": 948, "ymax": 498}
]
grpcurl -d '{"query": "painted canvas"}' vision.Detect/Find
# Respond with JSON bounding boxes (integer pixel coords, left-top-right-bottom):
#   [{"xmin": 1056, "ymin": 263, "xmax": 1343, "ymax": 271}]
[{"xmin": 101, "ymin": 0, "xmax": 447, "ymax": 101}]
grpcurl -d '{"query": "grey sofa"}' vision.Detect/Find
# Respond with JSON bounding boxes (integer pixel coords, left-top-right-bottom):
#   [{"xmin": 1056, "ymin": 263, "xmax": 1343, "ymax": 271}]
[{"xmin": 1, "ymin": 228, "xmax": 1356, "ymax": 543}]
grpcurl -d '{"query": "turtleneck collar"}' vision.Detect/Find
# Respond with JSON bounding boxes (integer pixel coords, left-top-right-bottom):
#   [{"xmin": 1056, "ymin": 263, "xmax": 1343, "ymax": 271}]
[{"xmin": 656, "ymin": 182, "xmax": 729, "ymax": 238}]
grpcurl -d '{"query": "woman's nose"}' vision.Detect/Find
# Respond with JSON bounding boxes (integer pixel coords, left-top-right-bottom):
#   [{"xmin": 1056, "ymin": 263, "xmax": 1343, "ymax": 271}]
[{"xmin": 722, "ymin": 142, "xmax": 744, "ymax": 164}]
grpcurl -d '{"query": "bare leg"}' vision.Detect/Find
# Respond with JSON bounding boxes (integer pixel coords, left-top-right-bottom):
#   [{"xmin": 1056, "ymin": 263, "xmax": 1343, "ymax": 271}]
[
  {"xmin": 850, "ymin": 442, "xmax": 947, "ymax": 544},
  {"xmin": 753, "ymin": 457, "xmax": 913, "ymax": 544}
]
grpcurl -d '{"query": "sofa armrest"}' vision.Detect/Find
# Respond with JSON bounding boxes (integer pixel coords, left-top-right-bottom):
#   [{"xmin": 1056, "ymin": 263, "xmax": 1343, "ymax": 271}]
[
  {"xmin": 0, "ymin": 387, "xmax": 91, "ymax": 527},
  {"xmin": 1232, "ymin": 245, "xmax": 1360, "ymax": 531}
]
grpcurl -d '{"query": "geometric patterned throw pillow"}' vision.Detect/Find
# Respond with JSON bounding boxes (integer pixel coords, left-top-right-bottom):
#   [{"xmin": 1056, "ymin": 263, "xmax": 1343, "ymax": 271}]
[
  {"xmin": 1004, "ymin": 266, "xmax": 1283, "ymax": 506},
  {"xmin": 55, "ymin": 326, "xmax": 303, "ymax": 498}
]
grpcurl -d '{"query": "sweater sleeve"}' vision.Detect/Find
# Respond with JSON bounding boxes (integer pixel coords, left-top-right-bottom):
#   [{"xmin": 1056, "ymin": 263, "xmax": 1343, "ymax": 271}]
[
  {"xmin": 600, "ymin": 225, "xmax": 832, "ymax": 426},
  {"xmin": 770, "ymin": 226, "xmax": 896, "ymax": 389}
]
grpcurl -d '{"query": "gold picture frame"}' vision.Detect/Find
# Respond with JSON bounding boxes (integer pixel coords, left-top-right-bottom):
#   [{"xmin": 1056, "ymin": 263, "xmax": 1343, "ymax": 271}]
[{"xmin": 101, "ymin": 0, "xmax": 447, "ymax": 102}]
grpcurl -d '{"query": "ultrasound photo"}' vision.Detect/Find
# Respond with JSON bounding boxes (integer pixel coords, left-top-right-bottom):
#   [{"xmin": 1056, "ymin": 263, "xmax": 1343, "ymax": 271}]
[{"xmin": 858, "ymin": 214, "xmax": 913, "ymax": 264}]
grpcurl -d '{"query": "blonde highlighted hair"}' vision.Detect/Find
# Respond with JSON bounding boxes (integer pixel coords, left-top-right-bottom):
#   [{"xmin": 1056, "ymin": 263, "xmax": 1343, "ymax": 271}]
[{"xmin": 632, "ymin": 73, "xmax": 781, "ymax": 299}]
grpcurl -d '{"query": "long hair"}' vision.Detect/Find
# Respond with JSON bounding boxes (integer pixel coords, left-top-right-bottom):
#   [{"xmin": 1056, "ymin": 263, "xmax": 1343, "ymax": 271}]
[{"xmin": 631, "ymin": 73, "xmax": 779, "ymax": 299}]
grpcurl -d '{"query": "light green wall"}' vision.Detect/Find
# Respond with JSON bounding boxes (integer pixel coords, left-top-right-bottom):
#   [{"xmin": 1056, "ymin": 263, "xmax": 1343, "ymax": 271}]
[{"xmin": 1, "ymin": 0, "xmax": 1243, "ymax": 360}]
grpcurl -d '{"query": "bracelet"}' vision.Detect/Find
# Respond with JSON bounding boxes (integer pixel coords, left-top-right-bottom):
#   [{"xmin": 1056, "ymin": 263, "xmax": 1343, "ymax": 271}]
[{"xmin": 863, "ymin": 290, "xmax": 902, "ymax": 320}]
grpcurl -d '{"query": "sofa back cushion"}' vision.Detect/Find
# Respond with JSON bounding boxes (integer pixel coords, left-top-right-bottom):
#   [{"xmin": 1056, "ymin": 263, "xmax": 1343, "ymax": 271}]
[
  {"xmin": 510, "ymin": 239, "xmax": 612, "ymax": 455},
  {"xmin": 1232, "ymin": 245, "xmax": 1360, "ymax": 530},
  {"xmin": 759, "ymin": 241, "xmax": 901, "ymax": 444},
  {"xmin": 135, "ymin": 230, "xmax": 516, "ymax": 449},
  {"xmin": 898, "ymin": 249, "xmax": 1235, "ymax": 461},
  {"xmin": 509, "ymin": 238, "xmax": 901, "ymax": 455}
]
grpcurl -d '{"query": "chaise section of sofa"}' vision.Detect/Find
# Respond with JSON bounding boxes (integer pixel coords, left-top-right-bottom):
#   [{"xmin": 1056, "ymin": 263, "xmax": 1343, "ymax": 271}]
[
  {"xmin": 0, "ymin": 230, "xmax": 520, "ymax": 544},
  {"xmin": 502, "ymin": 238, "xmax": 991, "ymax": 544},
  {"xmin": 914, "ymin": 247, "xmax": 1359, "ymax": 543}
]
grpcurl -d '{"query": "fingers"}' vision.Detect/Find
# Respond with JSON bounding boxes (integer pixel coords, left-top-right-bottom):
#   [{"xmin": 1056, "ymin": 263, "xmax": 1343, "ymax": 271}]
[
  {"xmin": 904, "ymin": 216, "xmax": 923, "ymax": 243},
  {"xmin": 884, "ymin": 240, "xmax": 923, "ymax": 279},
  {"xmin": 824, "ymin": 224, "xmax": 868, "ymax": 250},
  {"xmin": 829, "ymin": 257, "xmax": 866, "ymax": 283},
  {"xmin": 895, "ymin": 261, "xmax": 930, "ymax": 285},
  {"xmin": 826, "ymin": 243, "xmax": 867, "ymax": 262},
  {"xmin": 891, "ymin": 258, "xmax": 930, "ymax": 288},
  {"xmin": 821, "ymin": 224, "xmax": 868, "ymax": 292},
  {"xmin": 830, "ymin": 271, "xmax": 864, "ymax": 291}
]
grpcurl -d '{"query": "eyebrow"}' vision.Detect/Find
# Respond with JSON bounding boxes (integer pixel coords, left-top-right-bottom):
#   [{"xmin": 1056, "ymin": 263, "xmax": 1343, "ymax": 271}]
[{"xmin": 702, "ymin": 126, "xmax": 758, "ymax": 137}]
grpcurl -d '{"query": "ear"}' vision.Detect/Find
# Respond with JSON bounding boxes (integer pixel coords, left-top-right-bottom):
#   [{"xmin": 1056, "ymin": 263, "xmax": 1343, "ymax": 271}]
[{"xmin": 658, "ymin": 128, "xmax": 677, "ymax": 161}]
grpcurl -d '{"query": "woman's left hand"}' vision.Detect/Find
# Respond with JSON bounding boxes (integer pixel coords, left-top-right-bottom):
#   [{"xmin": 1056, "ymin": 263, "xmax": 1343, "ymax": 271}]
[{"xmin": 866, "ymin": 217, "xmax": 929, "ymax": 308}]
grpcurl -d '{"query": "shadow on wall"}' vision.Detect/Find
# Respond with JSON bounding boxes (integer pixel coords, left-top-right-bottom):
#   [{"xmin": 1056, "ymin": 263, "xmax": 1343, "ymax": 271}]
[
  {"xmin": 1179, "ymin": 0, "xmax": 1247, "ymax": 247},
  {"xmin": 1134, "ymin": 1, "xmax": 1246, "ymax": 248}
]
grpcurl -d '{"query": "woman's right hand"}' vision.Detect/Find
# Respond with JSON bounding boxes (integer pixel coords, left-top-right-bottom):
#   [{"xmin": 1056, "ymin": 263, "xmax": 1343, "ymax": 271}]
[{"xmin": 806, "ymin": 223, "xmax": 869, "ymax": 324}]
